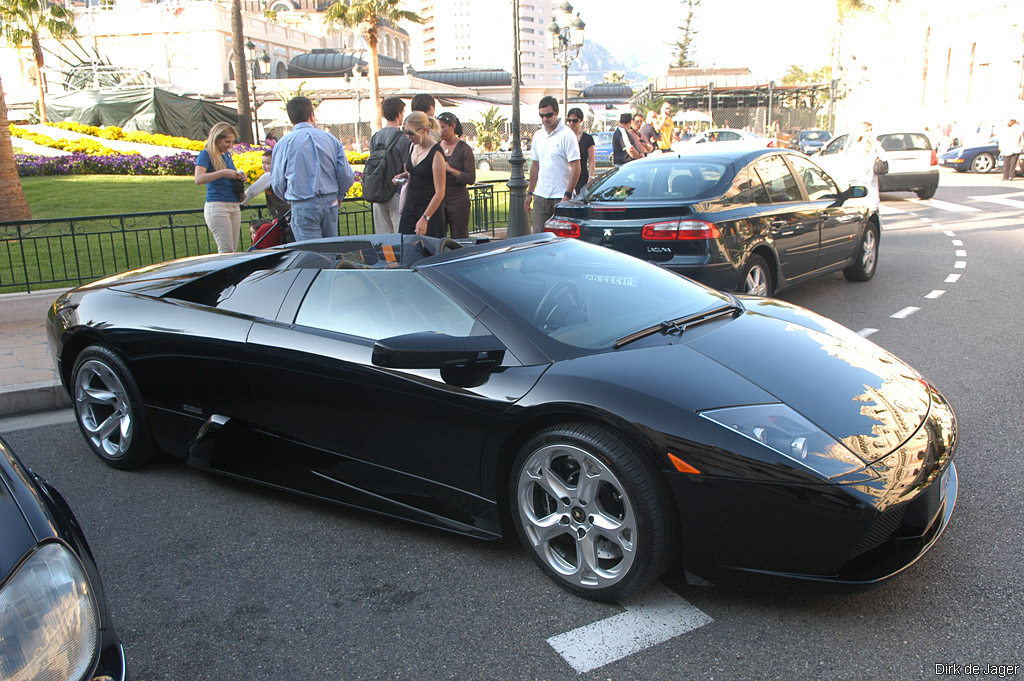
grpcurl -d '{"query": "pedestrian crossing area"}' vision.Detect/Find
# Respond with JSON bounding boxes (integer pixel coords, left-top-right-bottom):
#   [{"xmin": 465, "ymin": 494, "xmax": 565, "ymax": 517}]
[{"xmin": 878, "ymin": 192, "xmax": 1024, "ymax": 215}]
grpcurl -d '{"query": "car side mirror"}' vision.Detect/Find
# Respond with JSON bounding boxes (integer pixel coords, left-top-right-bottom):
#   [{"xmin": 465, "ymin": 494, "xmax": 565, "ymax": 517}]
[
  {"xmin": 372, "ymin": 331, "xmax": 506, "ymax": 381},
  {"xmin": 830, "ymin": 184, "xmax": 868, "ymax": 207}
]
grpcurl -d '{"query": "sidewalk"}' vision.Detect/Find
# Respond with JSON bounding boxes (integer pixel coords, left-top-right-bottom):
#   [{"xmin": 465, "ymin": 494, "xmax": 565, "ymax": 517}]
[{"xmin": 0, "ymin": 289, "xmax": 71, "ymax": 416}]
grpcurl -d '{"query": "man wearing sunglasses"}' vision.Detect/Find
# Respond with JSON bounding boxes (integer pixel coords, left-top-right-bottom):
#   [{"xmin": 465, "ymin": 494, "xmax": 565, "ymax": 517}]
[{"xmin": 526, "ymin": 96, "xmax": 580, "ymax": 233}]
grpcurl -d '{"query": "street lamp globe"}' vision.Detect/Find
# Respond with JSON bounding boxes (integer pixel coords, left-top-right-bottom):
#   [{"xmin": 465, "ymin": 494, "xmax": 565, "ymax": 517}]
[
  {"xmin": 546, "ymin": 18, "xmax": 560, "ymax": 51},
  {"xmin": 570, "ymin": 13, "xmax": 585, "ymax": 49}
]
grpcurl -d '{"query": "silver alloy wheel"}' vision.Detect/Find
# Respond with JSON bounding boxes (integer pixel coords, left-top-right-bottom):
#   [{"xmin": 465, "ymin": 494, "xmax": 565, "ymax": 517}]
[
  {"xmin": 516, "ymin": 442, "xmax": 637, "ymax": 590},
  {"xmin": 74, "ymin": 359, "xmax": 133, "ymax": 460},
  {"xmin": 744, "ymin": 264, "xmax": 769, "ymax": 296},
  {"xmin": 971, "ymin": 153, "xmax": 994, "ymax": 173},
  {"xmin": 861, "ymin": 228, "xmax": 878, "ymax": 275}
]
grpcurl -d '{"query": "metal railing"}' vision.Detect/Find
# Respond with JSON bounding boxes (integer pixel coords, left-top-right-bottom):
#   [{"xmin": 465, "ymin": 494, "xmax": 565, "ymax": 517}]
[{"xmin": 0, "ymin": 182, "xmax": 511, "ymax": 293}]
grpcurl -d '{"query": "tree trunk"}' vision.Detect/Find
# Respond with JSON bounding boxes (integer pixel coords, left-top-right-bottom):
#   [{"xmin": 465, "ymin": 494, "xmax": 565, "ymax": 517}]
[
  {"xmin": 367, "ymin": 26, "xmax": 382, "ymax": 132},
  {"xmin": 0, "ymin": 74, "xmax": 33, "ymax": 221},
  {"xmin": 31, "ymin": 34, "xmax": 47, "ymax": 124},
  {"xmin": 232, "ymin": 0, "xmax": 254, "ymax": 144}
]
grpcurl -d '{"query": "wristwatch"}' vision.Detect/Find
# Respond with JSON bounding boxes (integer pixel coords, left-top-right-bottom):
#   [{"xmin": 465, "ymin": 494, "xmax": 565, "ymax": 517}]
[
  {"xmin": 563, "ymin": 191, "xmax": 572, "ymax": 198},
  {"xmin": 422, "ymin": 214, "xmax": 431, "ymax": 221}
]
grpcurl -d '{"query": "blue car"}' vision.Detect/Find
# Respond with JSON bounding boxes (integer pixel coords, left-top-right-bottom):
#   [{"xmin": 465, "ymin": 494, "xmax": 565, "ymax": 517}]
[
  {"xmin": 593, "ymin": 131, "xmax": 614, "ymax": 166},
  {"xmin": 939, "ymin": 138, "xmax": 1002, "ymax": 174}
]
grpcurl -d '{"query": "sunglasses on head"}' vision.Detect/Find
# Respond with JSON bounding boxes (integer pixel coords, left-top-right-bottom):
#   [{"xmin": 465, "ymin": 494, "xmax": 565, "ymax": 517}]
[
  {"xmin": 566, "ymin": 118, "xmax": 581, "ymax": 123},
  {"xmin": 539, "ymin": 111, "xmax": 555, "ymax": 119}
]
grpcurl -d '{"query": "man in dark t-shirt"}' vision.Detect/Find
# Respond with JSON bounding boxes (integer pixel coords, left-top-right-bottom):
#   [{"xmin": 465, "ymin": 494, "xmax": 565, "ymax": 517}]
[
  {"xmin": 613, "ymin": 113, "xmax": 642, "ymax": 166},
  {"xmin": 369, "ymin": 97, "xmax": 412, "ymax": 234}
]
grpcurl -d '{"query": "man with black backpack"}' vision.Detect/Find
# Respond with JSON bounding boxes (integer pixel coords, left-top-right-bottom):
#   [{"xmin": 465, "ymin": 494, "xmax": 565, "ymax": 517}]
[{"xmin": 365, "ymin": 97, "xmax": 411, "ymax": 233}]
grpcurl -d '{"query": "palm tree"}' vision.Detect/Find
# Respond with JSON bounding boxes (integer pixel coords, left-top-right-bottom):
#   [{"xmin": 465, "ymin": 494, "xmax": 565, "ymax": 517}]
[
  {"xmin": 0, "ymin": 74, "xmax": 32, "ymax": 221},
  {"xmin": 0, "ymin": 0, "xmax": 75, "ymax": 124},
  {"xmin": 230, "ymin": 0, "xmax": 254, "ymax": 144},
  {"xmin": 472, "ymin": 107, "xmax": 507, "ymax": 152},
  {"xmin": 324, "ymin": 0, "xmax": 422, "ymax": 130}
]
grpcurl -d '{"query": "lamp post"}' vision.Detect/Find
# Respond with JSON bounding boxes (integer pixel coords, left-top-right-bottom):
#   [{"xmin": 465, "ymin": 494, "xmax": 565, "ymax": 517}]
[
  {"xmin": 245, "ymin": 40, "xmax": 270, "ymax": 143},
  {"xmin": 506, "ymin": 0, "xmax": 528, "ymax": 237},
  {"xmin": 707, "ymin": 80, "xmax": 714, "ymax": 129},
  {"xmin": 345, "ymin": 61, "xmax": 364, "ymax": 152},
  {"xmin": 546, "ymin": 1, "xmax": 585, "ymax": 113}
]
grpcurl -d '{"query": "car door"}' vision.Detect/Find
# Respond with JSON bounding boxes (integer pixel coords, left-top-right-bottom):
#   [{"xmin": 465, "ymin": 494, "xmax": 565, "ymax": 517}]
[
  {"xmin": 748, "ymin": 154, "xmax": 820, "ymax": 280},
  {"xmin": 243, "ymin": 268, "xmax": 545, "ymax": 532},
  {"xmin": 786, "ymin": 154, "xmax": 863, "ymax": 269}
]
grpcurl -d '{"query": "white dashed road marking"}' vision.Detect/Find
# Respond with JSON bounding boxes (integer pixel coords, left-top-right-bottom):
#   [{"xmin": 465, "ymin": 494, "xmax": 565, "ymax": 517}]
[
  {"xmin": 945, "ymin": 274, "xmax": 961, "ymax": 283},
  {"xmin": 891, "ymin": 307, "xmax": 920, "ymax": 319},
  {"xmin": 955, "ymin": 250, "xmax": 967, "ymax": 257},
  {"xmin": 955, "ymin": 261, "xmax": 967, "ymax": 269},
  {"xmin": 925, "ymin": 290, "xmax": 945, "ymax": 299},
  {"xmin": 944, "ymin": 231, "xmax": 956, "ymax": 236},
  {"xmin": 912, "ymin": 198, "xmax": 980, "ymax": 212},
  {"xmin": 952, "ymin": 239, "xmax": 963, "ymax": 246},
  {"xmin": 547, "ymin": 583, "xmax": 713, "ymax": 674},
  {"xmin": 858, "ymin": 328, "xmax": 879, "ymax": 337},
  {"xmin": 970, "ymin": 194, "xmax": 1024, "ymax": 209},
  {"xmin": 878, "ymin": 204, "xmax": 907, "ymax": 215}
]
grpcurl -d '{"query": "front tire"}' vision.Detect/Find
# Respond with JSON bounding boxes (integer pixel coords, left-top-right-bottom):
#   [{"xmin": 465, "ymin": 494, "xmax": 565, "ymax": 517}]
[
  {"xmin": 71, "ymin": 346, "xmax": 158, "ymax": 469},
  {"xmin": 843, "ymin": 223, "xmax": 879, "ymax": 282},
  {"xmin": 510, "ymin": 424, "xmax": 677, "ymax": 602},
  {"xmin": 970, "ymin": 152, "xmax": 995, "ymax": 173}
]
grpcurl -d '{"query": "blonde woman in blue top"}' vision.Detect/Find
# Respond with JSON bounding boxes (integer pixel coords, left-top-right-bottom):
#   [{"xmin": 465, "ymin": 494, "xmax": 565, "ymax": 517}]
[{"xmin": 195, "ymin": 122, "xmax": 246, "ymax": 253}]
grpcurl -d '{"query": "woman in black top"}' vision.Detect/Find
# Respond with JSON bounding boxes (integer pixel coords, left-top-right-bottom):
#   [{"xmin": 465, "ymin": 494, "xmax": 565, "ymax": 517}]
[
  {"xmin": 397, "ymin": 112, "xmax": 446, "ymax": 237},
  {"xmin": 566, "ymin": 108, "xmax": 595, "ymax": 195},
  {"xmin": 437, "ymin": 112, "xmax": 476, "ymax": 239}
]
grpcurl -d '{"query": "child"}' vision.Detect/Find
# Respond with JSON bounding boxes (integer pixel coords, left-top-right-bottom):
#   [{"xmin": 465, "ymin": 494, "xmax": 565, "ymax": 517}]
[{"xmin": 242, "ymin": 151, "xmax": 291, "ymax": 247}]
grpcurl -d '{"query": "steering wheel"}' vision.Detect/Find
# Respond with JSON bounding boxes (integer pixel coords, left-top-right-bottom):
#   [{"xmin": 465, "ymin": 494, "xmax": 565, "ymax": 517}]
[
  {"xmin": 532, "ymin": 281, "xmax": 582, "ymax": 329},
  {"xmin": 436, "ymin": 237, "xmax": 463, "ymax": 254}
]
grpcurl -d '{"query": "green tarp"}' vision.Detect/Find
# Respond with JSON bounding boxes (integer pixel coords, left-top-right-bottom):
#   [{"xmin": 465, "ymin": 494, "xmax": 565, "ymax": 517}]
[{"xmin": 45, "ymin": 88, "xmax": 239, "ymax": 140}]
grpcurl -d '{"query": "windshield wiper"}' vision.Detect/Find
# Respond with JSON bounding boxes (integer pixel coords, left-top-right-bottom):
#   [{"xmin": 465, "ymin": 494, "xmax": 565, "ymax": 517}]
[{"xmin": 614, "ymin": 304, "xmax": 742, "ymax": 349}]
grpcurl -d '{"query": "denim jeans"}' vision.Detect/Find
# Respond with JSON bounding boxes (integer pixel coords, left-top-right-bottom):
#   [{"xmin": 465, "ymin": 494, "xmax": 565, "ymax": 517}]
[{"xmin": 290, "ymin": 195, "xmax": 340, "ymax": 241}]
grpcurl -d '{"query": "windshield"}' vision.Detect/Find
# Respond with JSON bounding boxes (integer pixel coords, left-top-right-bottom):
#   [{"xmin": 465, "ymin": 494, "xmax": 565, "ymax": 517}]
[
  {"xmin": 801, "ymin": 131, "xmax": 830, "ymax": 141},
  {"xmin": 582, "ymin": 158, "xmax": 730, "ymax": 203},
  {"xmin": 440, "ymin": 239, "xmax": 729, "ymax": 352}
]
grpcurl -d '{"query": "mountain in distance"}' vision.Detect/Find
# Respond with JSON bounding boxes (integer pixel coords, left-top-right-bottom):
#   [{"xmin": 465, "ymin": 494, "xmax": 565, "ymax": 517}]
[{"xmin": 569, "ymin": 40, "xmax": 659, "ymax": 86}]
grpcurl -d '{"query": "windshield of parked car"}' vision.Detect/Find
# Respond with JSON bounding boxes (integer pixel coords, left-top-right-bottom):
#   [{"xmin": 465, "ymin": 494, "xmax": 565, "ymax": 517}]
[
  {"xmin": 441, "ymin": 239, "xmax": 729, "ymax": 352},
  {"xmin": 801, "ymin": 131, "xmax": 830, "ymax": 141},
  {"xmin": 582, "ymin": 158, "xmax": 730, "ymax": 203}
]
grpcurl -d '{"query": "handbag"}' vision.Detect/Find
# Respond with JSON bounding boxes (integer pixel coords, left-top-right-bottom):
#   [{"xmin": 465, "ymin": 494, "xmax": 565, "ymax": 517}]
[
  {"xmin": 231, "ymin": 178, "xmax": 246, "ymax": 201},
  {"xmin": 873, "ymin": 158, "xmax": 889, "ymax": 175}
]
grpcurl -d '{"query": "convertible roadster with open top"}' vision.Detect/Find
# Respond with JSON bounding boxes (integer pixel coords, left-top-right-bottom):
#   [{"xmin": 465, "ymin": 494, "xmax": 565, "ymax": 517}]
[{"xmin": 48, "ymin": 233, "xmax": 957, "ymax": 601}]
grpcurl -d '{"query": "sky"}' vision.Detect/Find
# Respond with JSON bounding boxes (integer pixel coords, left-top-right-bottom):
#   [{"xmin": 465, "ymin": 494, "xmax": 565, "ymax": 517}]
[{"xmin": 577, "ymin": 0, "xmax": 836, "ymax": 81}]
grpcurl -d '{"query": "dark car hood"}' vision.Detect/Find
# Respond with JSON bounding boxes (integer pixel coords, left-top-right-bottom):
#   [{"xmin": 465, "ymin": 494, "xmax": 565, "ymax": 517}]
[
  {"xmin": 0, "ymin": 444, "xmax": 43, "ymax": 578},
  {"xmin": 687, "ymin": 299, "xmax": 930, "ymax": 463}
]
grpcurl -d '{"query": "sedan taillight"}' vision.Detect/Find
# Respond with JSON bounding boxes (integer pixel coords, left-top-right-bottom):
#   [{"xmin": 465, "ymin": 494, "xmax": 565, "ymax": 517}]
[
  {"xmin": 544, "ymin": 217, "xmax": 580, "ymax": 238},
  {"xmin": 642, "ymin": 219, "xmax": 721, "ymax": 240}
]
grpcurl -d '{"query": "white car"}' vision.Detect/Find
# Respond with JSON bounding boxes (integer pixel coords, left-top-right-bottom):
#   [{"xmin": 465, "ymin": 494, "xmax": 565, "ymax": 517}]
[
  {"xmin": 817, "ymin": 130, "xmax": 939, "ymax": 200},
  {"xmin": 672, "ymin": 128, "xmax": 776, "ymax": 152}
]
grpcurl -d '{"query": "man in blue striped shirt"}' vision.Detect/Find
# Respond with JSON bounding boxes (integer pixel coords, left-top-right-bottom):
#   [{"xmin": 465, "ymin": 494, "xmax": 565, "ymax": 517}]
[{"xmin": 270, "ymin": 97, "xmax": 355, "ymax": 241}]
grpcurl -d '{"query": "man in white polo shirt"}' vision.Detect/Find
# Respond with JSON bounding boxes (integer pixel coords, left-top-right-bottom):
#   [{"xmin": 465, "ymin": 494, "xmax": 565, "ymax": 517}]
[{"xmin": 525, "ymin": 96, "xmax": 581, "ymax": 233}]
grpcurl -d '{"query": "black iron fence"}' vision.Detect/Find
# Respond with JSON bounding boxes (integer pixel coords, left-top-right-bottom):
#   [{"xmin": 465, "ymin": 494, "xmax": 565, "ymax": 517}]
[{"xmin": 0, "ymin": 181, "xmax": 512, "ymax": 294}]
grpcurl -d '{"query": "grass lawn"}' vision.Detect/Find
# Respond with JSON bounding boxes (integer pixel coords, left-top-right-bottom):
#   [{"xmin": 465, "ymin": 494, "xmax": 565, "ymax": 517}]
[{"xmin": 20, "ymin": 171, "xmax": 513, "ymax": 219}]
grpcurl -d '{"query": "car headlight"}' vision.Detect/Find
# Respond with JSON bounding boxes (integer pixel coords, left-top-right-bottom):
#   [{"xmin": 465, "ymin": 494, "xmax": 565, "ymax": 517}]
[
  {"xmin": 0, "ymin": 543, "xmax": 99, "ymax": 681},
  {"xmin": 699, "ymin": 404, "xmax": 869, "ymax": 479}
]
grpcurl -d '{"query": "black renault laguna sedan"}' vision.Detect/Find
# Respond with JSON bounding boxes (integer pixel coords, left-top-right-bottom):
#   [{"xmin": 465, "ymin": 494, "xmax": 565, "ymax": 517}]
[
  {"xmin": 48, "ymin": 234, "xmax": 954, "ymax": 602},
  {"xmin": 0, "ymin": 437, "xmax": 126, "ymax": 681},
  {"xmin": 546, "ymin": 147, "xmax": 879, "ymax": 296}
]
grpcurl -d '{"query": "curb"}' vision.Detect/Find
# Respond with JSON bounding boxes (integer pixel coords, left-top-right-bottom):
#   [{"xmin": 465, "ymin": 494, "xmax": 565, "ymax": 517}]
[
  {"xmin": 0, "ymin": 288, "xmax": 69, "ymax": 324},
  {"xmin": 0, "ymin": 380, "xmax": 71, "ymax": 416}
]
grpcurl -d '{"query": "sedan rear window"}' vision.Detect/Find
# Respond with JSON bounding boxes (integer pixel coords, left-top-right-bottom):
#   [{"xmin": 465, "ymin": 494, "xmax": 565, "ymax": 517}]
[{"xmin": 583, "ymin": 159, "xmax": 728, "ymax": 203}]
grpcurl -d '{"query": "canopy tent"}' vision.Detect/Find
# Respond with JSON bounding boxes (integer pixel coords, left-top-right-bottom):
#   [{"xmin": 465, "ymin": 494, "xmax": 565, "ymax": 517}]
[
  {"xmin": 45, "ymin": 88, "xmax": 239, "ymax": 140},
  {"xmin": 675, "ymin": 110, "xmax": 712, "ymax": 122}
]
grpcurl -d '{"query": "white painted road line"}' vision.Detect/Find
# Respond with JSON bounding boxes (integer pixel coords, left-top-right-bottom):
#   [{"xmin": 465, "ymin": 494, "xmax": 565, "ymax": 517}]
[
  {"xmin": 952, "ymin": 239, "xmax": 963, "ymax": 246},
  {"xmin": 945, "ymin": 274, "xmax": 961, "ymax": 283},
  {"xmin": 878, "ymin": 204, "xmax": 907, "ymax": 215},
  {"xmin": 920, "ymin": 217, "xmax": 932, "ymax": 222},
  {"xmin": 925, "ymin": 290, "xmax": 946, "ymax": 299},
  {"xmin": 547, "ymin": 583, "xmax": 713, "ymax": 674},
  {"xmin": 955, "ymin": 261, "xmax": 967, "ymax": 269},
  {"xmin": 944, "ymin": 231, "xmax": 956, "ymax": 236},
  {"xmin": 891, "ymin": 307, "xmax": 920, "ymax": 319},
  {"xmin": 912, "ymin": 198, "xmax": 980, "ymax": 212},
  {"xmin": 858, "ymin": 328, "xmax": 879, "ymax": 337},
  {"xmin": 969, "ymin": 194, "xmax": 1024, "ymax": 209},
  {"xmin": 955, "ymin": 249, "xmax": 967, "ymax": 257}
]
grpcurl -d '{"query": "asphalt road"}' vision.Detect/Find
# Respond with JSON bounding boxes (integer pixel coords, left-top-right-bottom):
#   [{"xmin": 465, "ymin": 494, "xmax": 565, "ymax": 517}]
[{"xmin": 4, "ymin": 169, "xmax": 1023, "ymax": 681}]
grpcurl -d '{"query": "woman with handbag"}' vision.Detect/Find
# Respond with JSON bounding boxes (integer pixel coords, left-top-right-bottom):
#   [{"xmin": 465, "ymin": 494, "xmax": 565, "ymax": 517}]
[
  {"xmin": 845, "ymin": 121, "xmax": 887, "ymax": 209},
  {"xmin": 195, "ymin": 122, "xmax": 246, "ymax": 253}
]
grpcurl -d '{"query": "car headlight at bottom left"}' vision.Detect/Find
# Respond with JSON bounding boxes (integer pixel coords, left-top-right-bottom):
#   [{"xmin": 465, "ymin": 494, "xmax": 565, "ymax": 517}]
[{"xmin": 0, "ymin": 542, "xmax": 99, "ymax": 681}]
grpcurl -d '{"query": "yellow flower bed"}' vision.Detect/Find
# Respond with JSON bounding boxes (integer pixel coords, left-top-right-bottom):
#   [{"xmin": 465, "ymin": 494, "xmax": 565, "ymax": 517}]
[
  {"xmin": 233, "ymin": 150, "xmax": 267, "ymax": 182},
  {"xmin": 48, "ymin": 122, "xmax": 205, "ymax": 151},
  {"xmin": 9, "ymin": 124, "xmax": 128, "ymax": 156},
  {"xmin": 346, "ymin": 151, "xmax": 369, "ymax": 165}
]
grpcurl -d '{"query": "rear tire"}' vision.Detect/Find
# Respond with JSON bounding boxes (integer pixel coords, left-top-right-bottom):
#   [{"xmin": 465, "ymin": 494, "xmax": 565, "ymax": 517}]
[
  {"xmin": 740, "ymin": 255, "xmax": 772, "ymax": 296},
  {"xmin": 71, "ymin": 346, "xmax": 158, "ymax": 469},
  {"xmin": 510, "ymin": 424, "xmax": 678, "ymax": 602},
  {"xmin": 915, "ymin": 186, "xmax": 937, "ymax": 199},
  {"xmin": 843, "ymin": 223, "xmax": 879, "ymax": 282}
]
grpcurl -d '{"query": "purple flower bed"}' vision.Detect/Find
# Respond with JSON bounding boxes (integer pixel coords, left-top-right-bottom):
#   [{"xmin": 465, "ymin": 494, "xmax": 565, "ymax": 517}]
[{"xmin": 16, "ymin": 151, "xmax": 199, "ymax": 177}]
